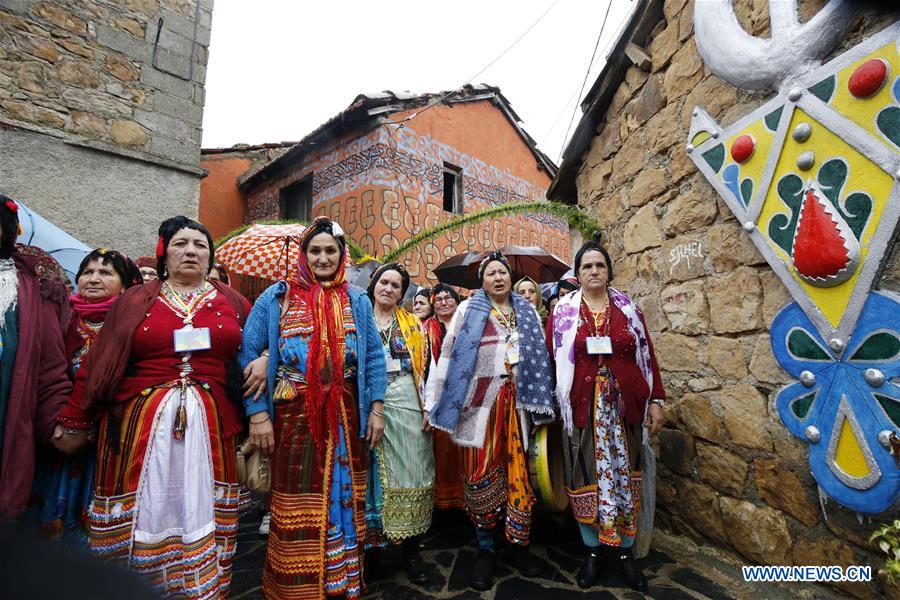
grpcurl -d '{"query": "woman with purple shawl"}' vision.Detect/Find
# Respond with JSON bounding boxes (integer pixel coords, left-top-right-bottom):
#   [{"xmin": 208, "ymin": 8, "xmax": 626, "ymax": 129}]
[{"xmin": 548, "ymin": 240, "xmax": 665, "ymax": 592}]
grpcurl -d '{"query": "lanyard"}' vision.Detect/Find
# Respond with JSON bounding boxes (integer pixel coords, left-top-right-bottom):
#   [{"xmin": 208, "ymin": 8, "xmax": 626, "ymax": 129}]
[
  {"xmin": 585, "ymin": 300, "xmax": 611, "ymax": 338},
  {"xmin": 379, "ymin": 317, "xmax": 396, "ymax": 347},
  {"xmin": 165, "ymin": 281, "xmax": 209, "ymax": 325},
  {"xmin": 493, "ymin": 305, "xmax": 516, "ymax": 334}
]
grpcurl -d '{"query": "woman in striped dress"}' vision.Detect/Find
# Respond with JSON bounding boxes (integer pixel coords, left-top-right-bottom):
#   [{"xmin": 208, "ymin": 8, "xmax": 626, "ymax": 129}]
[{"xmin": 239, "ymin": 217, "xmax": 387, "ymax": 600}]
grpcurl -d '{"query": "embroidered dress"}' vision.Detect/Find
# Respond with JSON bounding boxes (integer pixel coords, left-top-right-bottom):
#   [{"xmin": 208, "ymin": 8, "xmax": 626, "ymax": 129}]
[
  {"xmin": 263, "ymin": 291, "xmax": 367, "ymax": 600},
  {"xmin": 366, "ymin": 314, "xmax": 434, "ymax": 546},
  {"xmin": 458, "ymin": 308, "xmax": 536, "ymax": 546},
  {"xmin": 562, "ymin": 304, "xmax": 641, "ymax": 547},
  {"xmin": 85, "ymin": 284, "xmax": 245, "ymax": 599},
  {"xmin": 30, "ymin": 317, "xmax": 101, "ymax": 542}
]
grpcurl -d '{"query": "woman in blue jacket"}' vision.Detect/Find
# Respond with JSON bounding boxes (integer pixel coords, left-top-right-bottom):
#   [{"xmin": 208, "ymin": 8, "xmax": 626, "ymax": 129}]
[{"xmin": 239, "ymin": 217, "xmax": 386, "ymax": 600}]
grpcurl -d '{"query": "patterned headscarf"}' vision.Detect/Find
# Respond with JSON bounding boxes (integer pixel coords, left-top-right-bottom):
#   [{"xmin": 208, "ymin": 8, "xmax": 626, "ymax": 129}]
[
  {"xmin": 513, "ymin": 276, "xmax": 544, "ymax": 314},
  {"xmin": 287, "ymin": 216, "xmax": 351, "ymax": 450},
  {"xmin": 477, "ymin": 250, "xmax": 511, "ymax": 281}
]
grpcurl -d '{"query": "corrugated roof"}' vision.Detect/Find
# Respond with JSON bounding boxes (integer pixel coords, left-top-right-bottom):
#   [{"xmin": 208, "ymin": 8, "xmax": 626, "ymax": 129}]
[
  {"xmin": 240, "ymin": 84, "xmax": 557, "ymax": 191},
  {"xmin": 547, "ymin": 0, "xmax": 664, "ymax": 203}
]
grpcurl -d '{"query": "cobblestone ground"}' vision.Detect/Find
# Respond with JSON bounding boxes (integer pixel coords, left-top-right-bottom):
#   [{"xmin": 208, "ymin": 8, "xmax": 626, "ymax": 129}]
[{"xmin": 230, "ymin": 504, "xmax": 830, "ymax": 600}]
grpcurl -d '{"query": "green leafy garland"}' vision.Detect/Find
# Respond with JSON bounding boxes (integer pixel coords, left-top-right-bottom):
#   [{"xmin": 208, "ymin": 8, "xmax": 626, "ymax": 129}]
[
  {"xmin": 215, "ymin": 219, "xmax": 366, "ymax": 261},
  {"xmin": 382, "ymin": 200, "xmax": 601, "ymax": 263}
]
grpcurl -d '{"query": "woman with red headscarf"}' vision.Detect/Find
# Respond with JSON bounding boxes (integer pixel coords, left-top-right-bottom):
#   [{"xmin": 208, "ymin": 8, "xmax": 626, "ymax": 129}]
[
  {"xmin": 239, "ymin": 217, "xmax": 387, "ymax": 600},
  {"xmin": 55, "ymin": 216, "xmax": 251, "ymax": 598}
]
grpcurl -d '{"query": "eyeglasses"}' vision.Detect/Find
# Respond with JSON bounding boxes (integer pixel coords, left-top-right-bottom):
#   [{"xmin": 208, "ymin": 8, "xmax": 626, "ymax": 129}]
[{"xmin": 433, "ymin": 295, "xmax": 456, "ymax": 305}]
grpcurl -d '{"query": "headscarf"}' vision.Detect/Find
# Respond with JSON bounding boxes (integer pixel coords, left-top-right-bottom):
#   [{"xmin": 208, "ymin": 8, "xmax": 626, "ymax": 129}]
[
  {"xmin": 286, "ymin": 216, "xmax": 351, "ymax": 451},
  {"xmin": 0, "ymin": 195, "xmax": 21, "ymax": 259},
  {"xmin": 366, "ymin": 262, "xmax": 410, "ymax": 303},
  {"xmin": 513, "ymin": 276, "xmax": 544, "ymax": 316},
  {"xmin": 477, "ymin": 250, "xmax": 511, "ymax": 281}
]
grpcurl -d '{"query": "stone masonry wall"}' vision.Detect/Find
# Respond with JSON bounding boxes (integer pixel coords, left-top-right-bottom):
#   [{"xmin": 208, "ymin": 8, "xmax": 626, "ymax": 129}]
[
  {"xmin": 0, "ymin": 0, "xmax": 212, "ymax": 168},
  {"xmin": 574, "ymin": 1, "xmax": 900, "ymax": 597}
]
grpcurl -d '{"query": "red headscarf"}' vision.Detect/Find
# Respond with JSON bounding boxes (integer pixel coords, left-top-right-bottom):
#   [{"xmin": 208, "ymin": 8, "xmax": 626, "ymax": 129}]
[{"xmin": 286, "ymin": 217, "xmax": 352, "ymax": 450}]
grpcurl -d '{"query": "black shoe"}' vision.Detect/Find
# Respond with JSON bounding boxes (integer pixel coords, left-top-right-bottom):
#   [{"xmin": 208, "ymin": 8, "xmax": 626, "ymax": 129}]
[
  {"xmin": 618, "ymin": 549, "xmax": 647, "ymax": 592},
  {"xmin": 509, "ymin": 544, "xmax": 541, "ymax": 578},
  {"xmin": 403, "ymin": 539, "xmax": 429, "ymax": 585},
  {"xmin": 470, "ymin": 549, "xmax": 496, "ymax": 591},
  {"xmin": 576, "ymin": 548, "xmax": 603, "ymax": 589}
]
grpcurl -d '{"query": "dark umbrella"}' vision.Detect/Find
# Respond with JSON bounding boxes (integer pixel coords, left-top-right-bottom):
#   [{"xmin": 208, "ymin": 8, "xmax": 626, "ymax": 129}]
[
  {"xmin": 431, "ymin": 251, "xmax": 485, "ymax": 288},
  {"xmin": 434, "ymin": 246, "xmax": 570, "ymax": 289}
]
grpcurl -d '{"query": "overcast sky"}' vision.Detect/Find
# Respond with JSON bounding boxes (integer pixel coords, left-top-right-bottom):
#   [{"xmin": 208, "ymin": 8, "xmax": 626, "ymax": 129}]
[{"xmin": 202, "ymin": 0, "xmax": 635, "ymax": 164}]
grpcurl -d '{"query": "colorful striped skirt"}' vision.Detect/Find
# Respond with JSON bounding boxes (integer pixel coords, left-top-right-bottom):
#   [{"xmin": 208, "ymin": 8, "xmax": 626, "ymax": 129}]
[
  {"xmin": 460, "ymin": 380, "xmax": 535, "ymax": 546},
  {"xmin": 88, "ymin": 383, "xmax": 243, "ymax": 599},
  {"xmin": 263, "ymin": 382, "xmax": 367, "ymax": 600}
]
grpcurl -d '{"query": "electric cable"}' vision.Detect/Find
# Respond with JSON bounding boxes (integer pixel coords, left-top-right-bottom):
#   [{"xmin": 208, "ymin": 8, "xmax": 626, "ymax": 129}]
[{"xmin": 557, "ymin": 0, "xmax": 615, "ymax": 162}]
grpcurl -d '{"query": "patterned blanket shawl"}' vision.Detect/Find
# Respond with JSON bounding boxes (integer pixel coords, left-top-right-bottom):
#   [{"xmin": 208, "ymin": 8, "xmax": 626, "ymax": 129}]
[
  {"xmin": 428, "ymin": 289, "xmax": 554, "ymax": 447},
  {"xmin": 552, "ymin": 287, "xmax": 653, "ymax": 435}
]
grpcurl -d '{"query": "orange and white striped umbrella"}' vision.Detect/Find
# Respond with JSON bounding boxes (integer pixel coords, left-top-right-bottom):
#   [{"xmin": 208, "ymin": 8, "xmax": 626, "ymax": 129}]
[{"xmin": 216, "ymin": 223, "xmax": 307, "ymax": 282}]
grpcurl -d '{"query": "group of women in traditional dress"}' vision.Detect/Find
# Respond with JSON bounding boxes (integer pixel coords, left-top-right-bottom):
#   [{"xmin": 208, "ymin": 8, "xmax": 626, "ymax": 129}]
[{"xmin": 6, "ymin": 201, "xmax": 666, "ymax": 598}]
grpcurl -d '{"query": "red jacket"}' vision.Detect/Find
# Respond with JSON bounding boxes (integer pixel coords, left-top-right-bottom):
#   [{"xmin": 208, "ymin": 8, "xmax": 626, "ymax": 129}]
[
  {"xmin": 0, "ymin": 253, "xmax": 72, "ymax": 519},
  {"xmin": 546, "ymin": 297, "xmax": 665, "ymax": 425}
]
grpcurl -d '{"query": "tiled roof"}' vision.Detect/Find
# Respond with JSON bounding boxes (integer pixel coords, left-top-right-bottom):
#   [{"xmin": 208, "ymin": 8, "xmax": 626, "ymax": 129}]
[{"xmin": 239, "ymin": 84, "xmax": 557, "ymax": 191}]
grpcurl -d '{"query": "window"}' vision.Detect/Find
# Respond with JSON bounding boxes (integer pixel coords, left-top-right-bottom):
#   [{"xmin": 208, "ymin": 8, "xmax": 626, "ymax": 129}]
[
  {"xmin": 279, "ymin": 177, "xmax": 312, "ymax": 222},
  {"xmin": 442, "ymin": 163, "xmax": 463, "ymax": 214}
]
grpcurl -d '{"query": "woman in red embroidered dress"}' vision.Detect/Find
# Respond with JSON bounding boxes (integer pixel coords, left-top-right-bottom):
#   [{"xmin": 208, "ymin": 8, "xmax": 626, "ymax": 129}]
[
  {"xmin": 32, "ymin": 248, "xmax": 140, "ymax": 541},
  {"xmin": 55, "ymin": 216, "xmax": 250, "ymax": 599},
  {"xmin": 548, "ymin": 241, "xmax": 665, "ymax": 592}
]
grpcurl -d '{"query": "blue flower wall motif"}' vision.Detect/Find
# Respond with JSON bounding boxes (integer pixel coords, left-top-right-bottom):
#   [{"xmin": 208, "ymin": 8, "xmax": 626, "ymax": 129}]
[{"xmin": 771, "ymin": 291, "xmax": 900, "ymax": 514}]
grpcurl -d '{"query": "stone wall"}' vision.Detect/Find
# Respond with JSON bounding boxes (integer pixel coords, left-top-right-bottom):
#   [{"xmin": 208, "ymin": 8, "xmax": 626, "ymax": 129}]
[
  {"xmin": 0, "ymin": 0, "xmax": 212, "ymax": 167},
  {"xmin": 0, "ymin": 0, "xmax": 213, "ymax": 256},
  {"xmin": 574, "ymin": 1, "xmax": 900, "ymax": 597}
]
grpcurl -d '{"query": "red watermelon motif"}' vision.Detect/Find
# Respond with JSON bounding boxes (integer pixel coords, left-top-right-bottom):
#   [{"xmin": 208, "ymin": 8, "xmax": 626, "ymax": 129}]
[{"xmin": 791, "ymin": 188, "xmax": 856, "ymax": 283}]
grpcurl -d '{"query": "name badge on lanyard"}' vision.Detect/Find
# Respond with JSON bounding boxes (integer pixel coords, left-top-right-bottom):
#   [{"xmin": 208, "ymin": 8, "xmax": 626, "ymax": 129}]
[
  {"xmin": 586, "ymin": 336, "xmax": 612, "ymax": 355},
  {"xmin": 174, "ymin": 324, "xmax": 212, "ymax": 353},
  {"xmin": 505, "ymin": 330, "xmax": 520, "ymax": 365}
]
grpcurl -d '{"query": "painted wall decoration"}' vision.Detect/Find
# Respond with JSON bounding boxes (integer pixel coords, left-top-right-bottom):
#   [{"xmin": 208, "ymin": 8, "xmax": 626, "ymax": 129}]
[
  {"xmin": 246, "ymin": 117, "xmax": 571, "ymax": 283},
  {"xmin": 689, "ymin": 1, "xmax": 899, "ymax": 513}
]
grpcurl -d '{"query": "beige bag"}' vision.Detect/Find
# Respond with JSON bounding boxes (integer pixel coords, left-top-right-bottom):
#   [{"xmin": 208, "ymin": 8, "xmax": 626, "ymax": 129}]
[{"xmin": 236, "ymin": 438, "xmax": 271, "ymax": 493}]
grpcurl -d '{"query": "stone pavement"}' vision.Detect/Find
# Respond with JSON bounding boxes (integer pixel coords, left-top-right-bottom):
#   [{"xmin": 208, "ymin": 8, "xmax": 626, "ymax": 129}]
[{"xmin": 230, "ymin": 504, "xmax": 842, "ymax": 600}]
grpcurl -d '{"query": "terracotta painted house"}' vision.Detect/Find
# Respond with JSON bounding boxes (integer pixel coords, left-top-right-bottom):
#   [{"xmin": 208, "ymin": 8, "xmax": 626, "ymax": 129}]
[{"xmin": 201, "ymin": 85, "xmax": 569, "ymax": 284}]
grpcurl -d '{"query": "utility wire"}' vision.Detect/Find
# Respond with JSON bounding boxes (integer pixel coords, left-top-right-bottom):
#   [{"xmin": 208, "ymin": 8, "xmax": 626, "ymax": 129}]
[
  {"xmin": 383, "ymin": 0, "xmax": 559, "ymax": 130},
  {"xmin": 557, "ymin": 0, "xmax": 615, "ymax": 162}
]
